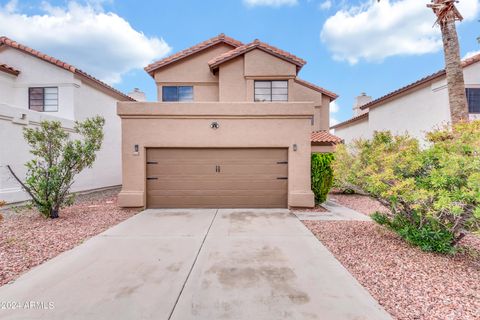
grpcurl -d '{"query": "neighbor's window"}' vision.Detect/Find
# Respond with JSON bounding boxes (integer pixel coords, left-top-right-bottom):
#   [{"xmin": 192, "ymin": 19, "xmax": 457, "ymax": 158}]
[
  {"xmin": 29, "ymin": 87, "xmax": 59, "ymax": 112},
  {"xmin": 466, "ymin": 88, "xmax": 480, "ymax": 113},
  {"xmin": 254, "ymin": 80, "xmax": 288, "ymax": 102},
  {"xmin": 162, "ymin": 86, "xmax": 193, "ymax": 102}
]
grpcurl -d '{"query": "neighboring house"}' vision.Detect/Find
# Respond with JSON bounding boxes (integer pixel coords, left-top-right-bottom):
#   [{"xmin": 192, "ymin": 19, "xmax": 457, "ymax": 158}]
[
  {"xmin": 117, "ymin": 34, "xmax": 340, "ymax": 209},
  {"xmin": 332, "ymin": 53, "xmax": 480, "ymax": 144},
  {"xmin": 0, "ymin": 37, "xmax": 135, "ymax": 203}
]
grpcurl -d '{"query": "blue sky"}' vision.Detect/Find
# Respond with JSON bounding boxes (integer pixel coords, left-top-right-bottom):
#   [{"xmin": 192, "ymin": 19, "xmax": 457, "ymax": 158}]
[{"xmin": 0, "ymin": 0, "xmax": 479, "ymax": 124}]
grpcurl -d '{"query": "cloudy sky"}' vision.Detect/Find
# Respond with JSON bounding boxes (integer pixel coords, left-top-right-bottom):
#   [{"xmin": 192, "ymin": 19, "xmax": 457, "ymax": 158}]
[{"xmin": 1, "ymin": 0, "xmax": 479, "ymax": 124}]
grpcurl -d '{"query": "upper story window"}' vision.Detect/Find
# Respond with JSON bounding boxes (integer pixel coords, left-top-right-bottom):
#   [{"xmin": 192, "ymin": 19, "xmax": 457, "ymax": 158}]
[
  {"xmin": 254, "ymin": 80, "xmax": 288, "ymax": 102},
  {"xmin": 466, "ymin": 88, "xmax": 480, "ymax": 113},
  {"xmin": 29, "ymin": 87, "xmax": 59, "ymax": 112},
  {"xmin": 162, "ymin": 86, "xmax": 193, "ymax": 102}
]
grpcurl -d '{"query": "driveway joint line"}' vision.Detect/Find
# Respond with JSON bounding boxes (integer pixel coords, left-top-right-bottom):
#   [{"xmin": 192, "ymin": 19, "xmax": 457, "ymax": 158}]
[{"xmin": 167, "ymin": 208, "xmax": 219, "ymax": 320}]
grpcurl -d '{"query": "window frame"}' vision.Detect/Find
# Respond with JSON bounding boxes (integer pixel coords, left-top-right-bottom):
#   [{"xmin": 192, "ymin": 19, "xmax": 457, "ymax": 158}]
[
  {"xmin": 28, "ymin": 87, "xmax": 59, "ymax": 112},
  {"xmin": 162, "ymin": 85, "xmax": 194, "ymax": 102},
  {"xmin": 254, "ymin": 80, "xmax": 288, "ymax": 102},
  {"xmin": 466, "ymin": 88, "xmax": 480, "ymax": 114}
]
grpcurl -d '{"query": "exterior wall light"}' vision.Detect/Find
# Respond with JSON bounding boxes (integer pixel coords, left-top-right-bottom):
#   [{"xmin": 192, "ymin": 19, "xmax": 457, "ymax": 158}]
[
  {"xmin": 133, "ymin": 144, "xmax": 139, "ymax": 156},
  {"xmin": 293, "ymin": 144, "xmax": 298, "ymax": 151}
]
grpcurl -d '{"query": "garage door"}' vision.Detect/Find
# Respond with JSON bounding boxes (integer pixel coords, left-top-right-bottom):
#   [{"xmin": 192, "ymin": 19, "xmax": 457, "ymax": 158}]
[{"xmin": 146, "ymin": 148, "xmax": 288, "ymax": 208}]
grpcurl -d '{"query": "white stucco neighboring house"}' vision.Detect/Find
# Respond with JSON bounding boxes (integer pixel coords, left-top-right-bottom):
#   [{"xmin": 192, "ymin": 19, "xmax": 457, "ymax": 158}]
[
  {"xmin": 0, "ymin": 36, "xmax": 135, "ymax": 203},
  {"xmin": 332, "ymin": 53, "xmax": 480, "ymax": 144}
]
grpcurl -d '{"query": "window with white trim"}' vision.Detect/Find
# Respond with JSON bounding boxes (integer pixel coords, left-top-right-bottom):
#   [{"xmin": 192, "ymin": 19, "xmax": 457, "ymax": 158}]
[
  {"xmin": 254, "ymin": 80, "xmax": 288, "ymax": 102},
  {"xmin": 29, "ymin": 87, "xmax": 59, "ymax": 112}
]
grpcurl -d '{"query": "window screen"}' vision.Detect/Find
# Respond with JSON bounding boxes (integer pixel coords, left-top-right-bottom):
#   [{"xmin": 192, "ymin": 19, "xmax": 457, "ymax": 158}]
[
  {"xmin": 29, "ymin": 87, "xmax": 58, "ymax": 112},
  {"xmin": 162, "ymin": 86, "xmax": 193, "ymax": 102},
  {"xmin": 466, "ymin": 88, "xmax": 480, "ymax": 113},
  {"xmin": 254, "ymin": 81, "xmax": 288, "ymax": 102}
]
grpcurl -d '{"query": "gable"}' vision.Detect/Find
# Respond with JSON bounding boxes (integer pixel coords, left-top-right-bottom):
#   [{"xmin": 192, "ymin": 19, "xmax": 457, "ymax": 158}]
[
  {"xmin": 153, "ymin": 43, "xmax": 235, "ymax": 83},
  {"xmin": 244, "ymin": 49, "xmax": 297, "ymax": 77}
]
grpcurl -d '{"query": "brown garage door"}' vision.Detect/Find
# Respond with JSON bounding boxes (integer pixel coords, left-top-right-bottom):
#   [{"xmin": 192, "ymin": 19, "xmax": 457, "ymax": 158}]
[{"xmin": 146, "ymin": 148, "xmax": 288, "ymax": 208}]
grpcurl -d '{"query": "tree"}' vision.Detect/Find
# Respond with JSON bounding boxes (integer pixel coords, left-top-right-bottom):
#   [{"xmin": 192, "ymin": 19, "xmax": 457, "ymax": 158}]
[
  {"xmin": 427, "ymin": 0, "xmax": 469, "ymax": 123},
  {"xmin": 377, "ymin": 0, "xmax": 469, "ymax": 123},
  {"xmin": 8, "ymin": 117, "xmax": 105, "ymax": 219}
]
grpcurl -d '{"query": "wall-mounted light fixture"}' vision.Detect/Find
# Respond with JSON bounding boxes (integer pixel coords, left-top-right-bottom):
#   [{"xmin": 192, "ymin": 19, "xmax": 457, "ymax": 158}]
[
  {"xmin": 133, "ymin": 144, "xmax": 139, "ymax": 156},
  {"xmin": 293, "ymin": 144, "xmax": 298, "ymax": 151}
]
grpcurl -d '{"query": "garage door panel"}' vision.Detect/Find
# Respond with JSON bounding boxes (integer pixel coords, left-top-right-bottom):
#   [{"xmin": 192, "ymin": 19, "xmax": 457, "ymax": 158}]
[
  {"xmin": 146, "ymin": 148, "xmax": 288, "ymax": 208},
  {"xmin": 146, "ymin": 195, "xmax": 287, "ymax": 208},
  {"xmin": 147, "ymin": 179, "xmax": 287, "ymax": 191}
]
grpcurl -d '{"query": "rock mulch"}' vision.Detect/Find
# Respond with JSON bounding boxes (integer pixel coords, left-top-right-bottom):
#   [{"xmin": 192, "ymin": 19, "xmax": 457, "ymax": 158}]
[
  {"xmin": 329, "ymin": 192, "xmax": 390, "ymax": 216},
  {"xmin": 0, "ymin": 188, "xmax": 140, "ymax": 286},
  {"xmin": 304, "ymin": 220, "xmax": 480, "ymax": 320}
]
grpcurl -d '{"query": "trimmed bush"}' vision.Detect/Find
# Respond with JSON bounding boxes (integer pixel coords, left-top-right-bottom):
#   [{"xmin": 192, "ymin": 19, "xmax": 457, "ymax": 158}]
[
  {"xmin": 311, "ymin": 153, "xmax": 335, "ymax": 204},
  {"xmin": 333, "ymin": 120, "xmax": 480, "ymax": 253}
]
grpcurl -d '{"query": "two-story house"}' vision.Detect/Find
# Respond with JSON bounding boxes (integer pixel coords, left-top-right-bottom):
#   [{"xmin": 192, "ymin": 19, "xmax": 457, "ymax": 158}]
[
  {"xmin": 117, "ymin": 34, "xmax": 340, "ymax": 209},
  {"xmin": 0, "ymin": 37, "xmax": 135, "ymax": 203},
  {"xmin": 332, "ymin": 53, "xmax": 480, "ymax": 144}
]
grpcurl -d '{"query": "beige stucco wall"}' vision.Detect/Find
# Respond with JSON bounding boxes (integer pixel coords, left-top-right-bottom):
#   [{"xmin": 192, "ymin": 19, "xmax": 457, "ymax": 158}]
[
  {"xmin": 154, "ymin": 43, "xmax": 235, "ymax": 101},
  {"xmin": 244, "ymin": 49, "xmax": 297, "ymax": 77},
  {"xmin": 117, "ymin": 102, "xmax": 315, "ymax": 208},
  {"xmin": 218, "ymin": 57, "xmax": 246, "ymax": 101}
]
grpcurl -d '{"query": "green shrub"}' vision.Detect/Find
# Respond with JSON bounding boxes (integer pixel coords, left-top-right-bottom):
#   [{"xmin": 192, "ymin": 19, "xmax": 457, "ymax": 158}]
[
  {"xmin": 333, "ymin": 120, "xmax": 480, "ymax": 253},
  {"xmin": 311, "ymin": 153, "xmax": 335, "ymax": 204},
  {"xmin": 372, "ymin": 212, "xmax": 455, "ymax": 254},
  {"xmin": 7, "ymin": 117, "xmax": 105, "ymax": 219}
]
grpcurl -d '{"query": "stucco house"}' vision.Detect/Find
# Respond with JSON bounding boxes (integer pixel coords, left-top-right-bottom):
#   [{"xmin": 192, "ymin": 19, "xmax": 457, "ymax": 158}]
[
  {"xmin": 0, "ymin": 36, "xmax": 135, "ymax": 203},
  {"xmin": 332, "ymin": 53, "xmax": 480, "ymax": 144},
  {"xmin": 117, "ymin": 34, "xmax": 340, "ymax": 209}
]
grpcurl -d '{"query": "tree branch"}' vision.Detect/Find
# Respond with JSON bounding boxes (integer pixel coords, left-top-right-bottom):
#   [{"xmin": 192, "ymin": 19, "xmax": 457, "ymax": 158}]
[{"xmin": 6, "ymin": 165, "xmax": 41, "ymax": 206}]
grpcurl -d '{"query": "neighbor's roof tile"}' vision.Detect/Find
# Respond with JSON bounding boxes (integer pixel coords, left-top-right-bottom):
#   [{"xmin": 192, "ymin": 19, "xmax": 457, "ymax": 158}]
[
  {"xmin": 208, "ymin": 39, "xmax": 306, "ymax": 71},
  {"xmin": 0, "ymin": 63, "xmax": 20, "ymax": 76},
  {"xmin": 330, "ymin": 112, "xmax": 369, "ymax": 130},
  {"xmin": 360, "ymin": 52, "xmax": 480, "ymax": 111},
  {"xmin": 294, "ymin": 78, "xmax": 338, "ymax": 100},
  {"xmin": 0, "ymin": 36, "xmax": 134, "ymax": 101},
  {"xmin": 311, "ymin": 130, "xmax": 343, "ymax": 144},
  {"xmin": 144, "ymin": 33, "xmax": 244, "ymax": 76}
]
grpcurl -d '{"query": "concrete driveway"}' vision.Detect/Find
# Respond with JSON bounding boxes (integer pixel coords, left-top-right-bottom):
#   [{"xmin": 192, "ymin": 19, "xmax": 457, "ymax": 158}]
[{"xmin": 0, "ymin": 209, "xmax": 391, "ymax": 320}]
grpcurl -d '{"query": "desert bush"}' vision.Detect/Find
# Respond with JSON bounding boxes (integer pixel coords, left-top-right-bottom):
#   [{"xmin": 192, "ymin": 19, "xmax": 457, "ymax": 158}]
[
  {"xmin": 333, "ymin": 121, "xmax": 480, "ymax": 253},
  {"xmin": 8, "ymin": 117, "xmax": 105, "ymax": 219},
  {"xmin": 311, "ymin": 153, "xmax": 335, "ymax": 204}
]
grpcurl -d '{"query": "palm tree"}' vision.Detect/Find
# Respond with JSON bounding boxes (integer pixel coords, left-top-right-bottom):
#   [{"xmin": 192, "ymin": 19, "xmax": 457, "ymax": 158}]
[
  {"xmin": 427, "ymin": 0, "xmax": 469, "ymax": 123},
  {"xmin": 377, "ymin": 0, "xmax": 469, "ymax": 123}
]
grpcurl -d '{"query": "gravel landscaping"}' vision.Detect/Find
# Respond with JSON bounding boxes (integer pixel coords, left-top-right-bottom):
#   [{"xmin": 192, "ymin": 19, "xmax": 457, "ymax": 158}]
[
  {"xmin": 0, "ymin": 188, "xmax": 140, "ymax": 287},
  {"xmin": 329, "ymin": 191, "xmax": 390, "ymax": 216},
  {"xmin": 305, "ymin": 193, "xmax": 480, "ymax": 320}
]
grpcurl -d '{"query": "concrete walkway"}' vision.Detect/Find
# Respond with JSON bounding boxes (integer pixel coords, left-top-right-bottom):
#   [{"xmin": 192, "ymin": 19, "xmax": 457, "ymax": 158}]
[
  {"xmin": 294, "ymin": 200, "xmax": 372, "ymax": 221},
  {"xmin": 0, "ymin": 209, "xmax": 391, "ymax": 320}
]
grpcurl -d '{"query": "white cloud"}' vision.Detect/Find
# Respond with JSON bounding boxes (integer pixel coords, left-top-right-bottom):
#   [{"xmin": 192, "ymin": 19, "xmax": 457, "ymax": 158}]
[
  {"xmin": 463, "ymin": 50, "xmax": 480, "ymax": 60},
  {"xmin": 244, "ymin": 0, "xmax": 298, "ymax": 7},
  {"xmin": 319, "ymin": 0, "xmax": 332, "ymax": 10},
  {"xmin": 330, "ymin": 100, "xmax": 340, "ymax": 113},
  {"xmin": 0, "ymin": 1, "xmax": 171, "ymax": 84},
  {"xmin": 321, "ymin": 0, "xmax": 480, "ymax": 64}
]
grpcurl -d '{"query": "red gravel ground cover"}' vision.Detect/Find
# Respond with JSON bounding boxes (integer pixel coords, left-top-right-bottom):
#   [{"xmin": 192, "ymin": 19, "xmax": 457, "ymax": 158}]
[
  {"xmin": 304, "ymin": 220, "xmax": 480, "ymax": 320},
  {"xmin": 0, "ymin": 189, "xmax": 140, "ymax": 287},
  {"xmin": 329, "ymin": 191, "xmax": 390, "ymax": 216}
]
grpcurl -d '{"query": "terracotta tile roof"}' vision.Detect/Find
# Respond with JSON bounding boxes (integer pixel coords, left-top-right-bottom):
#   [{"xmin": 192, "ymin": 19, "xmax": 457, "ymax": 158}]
[
  {"xmin": 0, "ymin": 36, "xmax": 134, "ymax": 101},
  {"xmin": 208, "ymin": 39, "xmax": 307, "ymax": 72},
  {"xmin": 0, "ymin": 63, "xmax": 20, "ymax": 76},
  {"xmin": 330, "ymin": 112, "xmax": 369, "ymax": 130},
  {"xmin": 360, "ymin": 52, "xmax": 480, "ymax": 111},
  {"xmin": 311, "ymin": 130, "xmax": 343, "ymax": 144},
  {"xmin": 294, "ymin": 78, "xmax": 338, "ymax": 100},
  {"xmin": 145, "ymin": 34, "xmax": 243, "ymax": 76}
]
